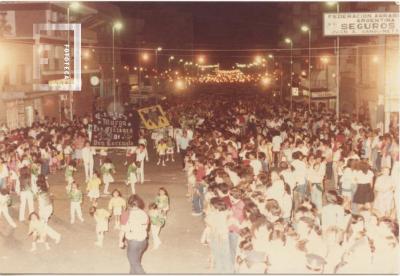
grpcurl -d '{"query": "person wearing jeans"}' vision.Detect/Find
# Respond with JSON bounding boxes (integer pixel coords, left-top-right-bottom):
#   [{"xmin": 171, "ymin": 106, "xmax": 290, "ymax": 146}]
[
  {"xmin": 120, "ymin": 194, "xmax": 149, "ymax": 274},
  {"xmin": 192, "ymin": 182, "xmax": 205, "ymax": 216}
]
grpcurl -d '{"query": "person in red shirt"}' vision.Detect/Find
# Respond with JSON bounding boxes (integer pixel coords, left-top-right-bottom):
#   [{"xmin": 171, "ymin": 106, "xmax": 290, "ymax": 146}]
[{"xmin": 192, "ymin": 160, "xmax": 206, "ymax": 216}]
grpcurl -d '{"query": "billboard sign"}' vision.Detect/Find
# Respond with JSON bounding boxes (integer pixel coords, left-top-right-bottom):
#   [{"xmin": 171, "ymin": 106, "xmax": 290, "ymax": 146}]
[{"xmin": 324, "ymin": 12, "xmax": 399, "ymax": 36}]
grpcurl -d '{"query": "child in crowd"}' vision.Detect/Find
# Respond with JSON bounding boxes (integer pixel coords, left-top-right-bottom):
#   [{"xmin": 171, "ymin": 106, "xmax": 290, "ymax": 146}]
[
  {"xmin": 67, "ymin": 181, "xmax": 84, "ymax": 224},
  {"xmin": 108, "ymin": 189, "xmax": 126, "ymax": 229},
  {"xmin": 28, "ymin": 212, "xmax": 61, "ymax": 252},
  {"xmin": 166, "ymin": 136, "xmax": 175, "ymax": 162},
  {"xmin": 126, "ymin": 160, "xmax": 138, "ymax": 195},
  {"xmin": 101, "ymin": 158, "xmax": 115, "ymax": 195},
  {"xmin": 155, "ymin": 187, "xmax": 170, "ymax": 217},
  {"xmin": 156, "ymin": 139, "xmax": 167, "ymax": 166},
  {"xmin": 87, "ymin": 171, "xmax": 102, "ymax": 206},
  {"xmin": 148, "ymin": 202, "xmax": 166, "ymax": 250},
  {"xmin": 89, "ymin": 206, "xmax": 111, "ymax": 247}
]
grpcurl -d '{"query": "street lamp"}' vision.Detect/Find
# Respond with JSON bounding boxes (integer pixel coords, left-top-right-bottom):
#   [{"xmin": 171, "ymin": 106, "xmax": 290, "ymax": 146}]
[
  {"xmin": 142, "ymin": 52, "xmax": 149, "ymax": 61},
  {"xmin": 112, "ymin": 21, "xmax": 123, "ymax": 113},
  {"xmin": 154, "ymin": 47, "xmax": 162, "ymax": 73},
  {"xmin": 261, "ymin": 77, "xmax": 271, "ymax": 87},
  {"xmin": 321, "ymin": 56, "xmax": 329, "ymax": 88},
  {"xmin": 154, "ymin": 47, "xmax": 162, "ymax": 90},
  {"xmin": 301, "ymin": 24, "xmax": 312, "ymax": 112},
  {"xmin": 285, "ymin": 37, "xmax": 293, "ymax": 112},
  {"xmin": 320, "ymin": 56, "xmax": 329, "ymax": 64},
  {"xmin": 198, "ymin": 55, "xmax": 205, "ymax": 64}
]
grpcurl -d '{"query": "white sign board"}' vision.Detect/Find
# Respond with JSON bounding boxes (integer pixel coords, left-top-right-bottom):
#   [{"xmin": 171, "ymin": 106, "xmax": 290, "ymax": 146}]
[
  {"xmin": 324, "ymin": 12, "xmax": 399, "ymax": 36},
  {"xmin": 291, "ymin": 87, "xmax": 299, "ymax": 96}
]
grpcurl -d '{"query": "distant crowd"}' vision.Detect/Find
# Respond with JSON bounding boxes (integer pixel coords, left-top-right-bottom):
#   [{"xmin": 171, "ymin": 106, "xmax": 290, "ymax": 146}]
[{"xmin": 0, "ymin": 93, "xmax": 399, "ymax": 274}]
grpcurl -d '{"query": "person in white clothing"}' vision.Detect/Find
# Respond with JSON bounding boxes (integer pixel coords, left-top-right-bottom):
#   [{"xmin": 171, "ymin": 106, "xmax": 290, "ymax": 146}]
[
  {"xmin": 373, "ymin": 167, "xmax": 395, "ymax": 218},
  {"xmin": 135, "ymin": 144, "xmax": 148, "ymax": 184},
  {"xmin": 321, "ymin": 191, "xmax": 346, "ymax": 234},
  {"xmin": 271, "ymin": 132, "xmax": 282, "ymax": 167},
  {"xmin": 249, "ymin": 152, "xmax": 262, "ymax": 176},
  {"xmin": 82, "ymin": 141, "xmax": 95, "ymax": 182}
]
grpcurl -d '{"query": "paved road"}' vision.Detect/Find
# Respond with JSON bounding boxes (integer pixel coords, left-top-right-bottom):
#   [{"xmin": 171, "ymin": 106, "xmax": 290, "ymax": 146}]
[{"xmin": 0, "ymin": 149, "xmax": 209, "ymax": 273}]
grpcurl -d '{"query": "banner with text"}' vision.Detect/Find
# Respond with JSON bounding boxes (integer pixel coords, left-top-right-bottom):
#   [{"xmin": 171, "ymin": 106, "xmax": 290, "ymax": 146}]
[
  {"xmin": 138, "ymin": 105, "xmax": 170, "ymax": 130},
  {"xmin": 324, "ymin": 12, "xmax": 399, "ymax": 36},
  {"xmin": 91, "ymin": 111, "xmax": 138, "ymax": 147}
]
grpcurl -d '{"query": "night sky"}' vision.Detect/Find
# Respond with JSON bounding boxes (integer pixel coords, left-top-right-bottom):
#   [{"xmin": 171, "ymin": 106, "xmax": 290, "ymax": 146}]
[
  {"xmin": 115, "ymin": 2, "xmax": 283, "ymax": 66},
  {"xmin": 116, "ymin": 2, "xmax": 279, "ymax": 48},
  {"xmin": 114, "ymin": 1, "xmax": 397, "ymax": 67}
]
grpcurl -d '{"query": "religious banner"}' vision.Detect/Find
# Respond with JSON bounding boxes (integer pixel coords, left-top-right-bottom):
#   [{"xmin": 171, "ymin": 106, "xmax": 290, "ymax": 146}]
[
  {"xmin": 324, "ymin": 12, "xmax": 399, "ymax": 36},
  {"xmin": 91, "ymin": 111, "xmax": 139, "ymax": 147},
  {"xmin": 138, "ymin": 105, "xmax": 170, "ymax": 130}
]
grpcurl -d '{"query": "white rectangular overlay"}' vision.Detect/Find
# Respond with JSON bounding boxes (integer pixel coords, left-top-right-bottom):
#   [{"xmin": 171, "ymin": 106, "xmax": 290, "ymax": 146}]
[
  {"xmin": 33, "ymin": 23, "xmax": 81, "ymax": 91},
  {"xmin": 324, "ymin": 12, "xmax": 399, "ymax": 36}
]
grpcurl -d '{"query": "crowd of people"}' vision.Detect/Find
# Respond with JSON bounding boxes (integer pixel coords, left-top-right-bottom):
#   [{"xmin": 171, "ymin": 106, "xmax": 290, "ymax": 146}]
[
  {"xmin": 164, "ymin": 93, "xmax": 399, "ymax": 273},
  {"xmin": 0, "ymin": 91, "xmax": 399, "ymax": 274},
  {"xmin": 0, "ymin": 116, "xmax": 170, "ymax": 274}
]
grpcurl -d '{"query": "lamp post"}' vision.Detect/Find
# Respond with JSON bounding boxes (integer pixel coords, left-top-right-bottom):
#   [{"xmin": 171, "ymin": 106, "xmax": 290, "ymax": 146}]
[
  {"xmin": 155, "ymin": 47, "xmax": 162, "ymax": 90},
  {"xmin": 197, "ymin": 55, "xmax": 205, "ymax": 76},
  {"xmin": 155, "ymin": 46, "xmax": 162, "ymax": 73},
  {"xmin": 112, "ymin": 21, "xmax": 122, "ymax": 113},
  {"xmin": 67, "ymin": 2, "xmax": 80, "ymax": 121},
  {"xmin": 301, "ymin": 25, "xmax": 312, "ymax": 112},
  {"xmin": 285, "ymin": 37, "xmax": 293, "ymax": 112}
]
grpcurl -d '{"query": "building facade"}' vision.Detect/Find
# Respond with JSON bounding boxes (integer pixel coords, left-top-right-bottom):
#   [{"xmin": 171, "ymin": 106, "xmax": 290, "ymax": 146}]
[{"xmin": 0, "ymin": 2, "xmax": 127, "ymax": 129}]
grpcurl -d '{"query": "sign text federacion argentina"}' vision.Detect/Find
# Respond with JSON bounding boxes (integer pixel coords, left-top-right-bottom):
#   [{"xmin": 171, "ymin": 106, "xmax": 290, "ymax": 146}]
[{"xmin": 324, "ymin": 12, "xmax": 399, "ymax": 36}]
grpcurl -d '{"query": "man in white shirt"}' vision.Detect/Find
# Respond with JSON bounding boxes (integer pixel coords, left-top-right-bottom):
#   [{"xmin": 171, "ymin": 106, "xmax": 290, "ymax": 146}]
[
  {"xmin": 81, "ymin": 141, "xmax": 95, "ymax": 182},
  {"xmin": 135, "ymin": 144, "xmax": 148, "ymax": 184},
  {"xmin": 177, "ymin": 131, "xmax": 191, "ymax": 169},
  {"xmin": 272, "ymin": 133, "xmax": 282, "ymax": 167},
  {"xmin": 174, "ymin": 128, "xmax": 182, "ymax": 153},
  {"xmin": 291, "ymin": 151, "xmax": 308, "ymax": 207}
]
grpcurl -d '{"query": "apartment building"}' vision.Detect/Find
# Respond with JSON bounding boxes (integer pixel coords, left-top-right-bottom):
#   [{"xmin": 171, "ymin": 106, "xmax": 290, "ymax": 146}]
[{"xmin": 0, "ymin": 2, "xmax": 126, "ymax": 129}]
